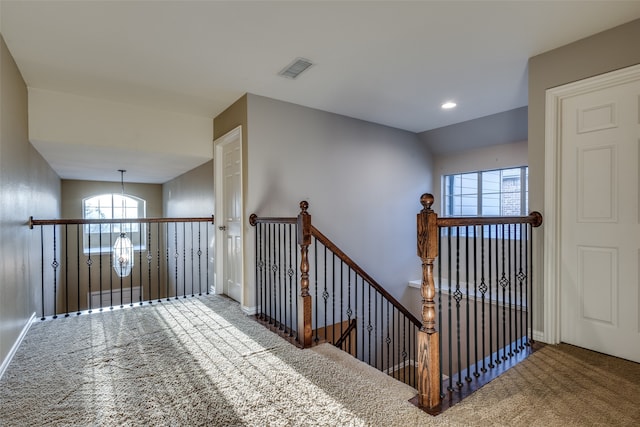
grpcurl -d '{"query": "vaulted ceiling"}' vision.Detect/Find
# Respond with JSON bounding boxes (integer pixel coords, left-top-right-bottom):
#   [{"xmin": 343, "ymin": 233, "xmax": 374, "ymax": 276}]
[{"xmin": 2, "ymin": 1, "xmax": 640, "ymax": 182}]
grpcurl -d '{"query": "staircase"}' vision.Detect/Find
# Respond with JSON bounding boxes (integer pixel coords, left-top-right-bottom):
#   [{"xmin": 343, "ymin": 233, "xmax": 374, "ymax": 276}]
[{"xmin": 250, "ymin": 195, "xmax": 542, "ymax": 413}]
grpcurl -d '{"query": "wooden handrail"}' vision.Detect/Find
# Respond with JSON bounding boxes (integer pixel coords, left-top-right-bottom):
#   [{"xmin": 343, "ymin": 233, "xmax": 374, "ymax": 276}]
[
  {"xmin": 248, "ymin": 215, "xmax": 297, "ymax": 225},
  {"xmin": 311, "ymin": 225, "xmax": 422, "ymax": 328},
  {"xmin": 334, "ymin": 319, "xmax": 357, "ymax": 348},
  {"xmin": 29, "ymin": 215, "xmax": 214, "ymax": 229},
  {"xmin": 436, "ymin": 212, "xmax": 543, "ymax": 228}
]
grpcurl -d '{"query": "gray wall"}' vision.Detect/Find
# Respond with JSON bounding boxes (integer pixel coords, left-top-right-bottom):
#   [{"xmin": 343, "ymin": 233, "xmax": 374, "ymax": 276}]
[
  {"xmin": 62, "ymin": 180, "xmax": 163, "ymax": 219},
  {"xmin": 0, "ymin": 35, "xmax": 60, "ymax": 369},
  {"xmin": 245, "ymin": 94, "xmax": 434, "ymax": 311},
  {"xmin": 163, "ymin": 160, "xmax": 214, "ymax": 217},
  {"xmin": 432, "ymin": 140, "xmax": 528, "ymax": 214},
  {"xmin": 418, "ymin": 107, "xmax": 527, "ymax": 156},
  {"xmin": 528, "ymin": 18, "xmax": 640, "ymax": 332}
]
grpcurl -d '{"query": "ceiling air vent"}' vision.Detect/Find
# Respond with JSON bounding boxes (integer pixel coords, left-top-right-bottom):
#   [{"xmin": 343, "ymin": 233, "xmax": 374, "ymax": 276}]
[{"xmin": 278, "ymin": 57, "xmax": 314, "ymax": 79}]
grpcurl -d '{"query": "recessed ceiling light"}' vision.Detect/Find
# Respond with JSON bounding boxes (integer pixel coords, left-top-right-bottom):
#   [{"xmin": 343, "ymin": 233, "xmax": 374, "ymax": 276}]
[{"xmin": 441, "ymin": 101, "xmax": 457, "ymax": 110}]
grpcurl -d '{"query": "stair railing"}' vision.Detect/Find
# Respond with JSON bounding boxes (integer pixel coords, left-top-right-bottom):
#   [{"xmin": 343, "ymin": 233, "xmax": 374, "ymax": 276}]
[
  {"xmin": 416, "ymin": 193, "xmax": 543, "ymax": 411},
  {"xmin": 250, "ymin": 202, "xmax": 422, "ymax": 387}
]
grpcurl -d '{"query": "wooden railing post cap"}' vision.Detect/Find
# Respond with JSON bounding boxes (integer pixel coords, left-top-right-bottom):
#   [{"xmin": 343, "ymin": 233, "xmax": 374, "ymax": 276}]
[
  {"xmin": 420, "ymin": 193, "xmax": 434, "ymax": 211},
  {"xmin": 300, "ymin": 200, "xmax": 309, "ymax": 213},
  {"xmin": 531, "ymin": 211, "xmax": 543, "ymax": 227}
]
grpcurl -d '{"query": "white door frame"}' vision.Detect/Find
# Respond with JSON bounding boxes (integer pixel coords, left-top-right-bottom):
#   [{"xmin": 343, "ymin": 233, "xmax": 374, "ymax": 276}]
[
  {"xmin": 213, "ymin": 125, "xmax": 243, "ymax": 304},
  {"xmin": 543, "ymin": 63, "xmax": 640, "ymax": 344}
]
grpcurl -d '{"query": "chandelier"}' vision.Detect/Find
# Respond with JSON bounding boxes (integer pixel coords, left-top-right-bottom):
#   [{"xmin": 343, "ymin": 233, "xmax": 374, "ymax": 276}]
[{"xmin": 113, "ymin": 169, "xmax": 134, "ymax": 277}]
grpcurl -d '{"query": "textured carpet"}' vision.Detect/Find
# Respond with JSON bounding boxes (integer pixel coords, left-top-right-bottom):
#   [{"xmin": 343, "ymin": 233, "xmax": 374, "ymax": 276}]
[{"xmin": 1, "ymin": 295, "xmax": 639, "ymax": 426}]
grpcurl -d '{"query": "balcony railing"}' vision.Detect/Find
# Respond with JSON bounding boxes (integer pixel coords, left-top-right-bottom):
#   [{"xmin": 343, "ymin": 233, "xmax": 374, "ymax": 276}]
[{"xmin": 29, "ymin": 216, "xmax": 215, "ymax": 319}]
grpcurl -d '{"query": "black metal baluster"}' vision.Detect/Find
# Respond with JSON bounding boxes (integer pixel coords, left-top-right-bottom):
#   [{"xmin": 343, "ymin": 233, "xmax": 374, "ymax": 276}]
[
  {"xmin": 65, "ymin": 225, "xmax": 69, "ymax": 317},
  {"xmin": 497, "ymin": 225, "xmax": 504, "ymax": 359},
  {"xmin": 98, "ymin": 224, "xmax": 103, "ymax": 311},
  {"xmin": 294, "ymin": 228, "xmax": 299, "ymax": 341},
  {"xmin": 182, "ymin": 222, "xmax": 186, "ymax": 298},
  {"xmin": 173, "ymin": 223, "xmax": 178, "ymax": 299},
  {"xmin": 165, "ymin": 222, "xmax": 170, "ymax": 301},
  {"xmin": 339, "ymin": 261, "xmax": 344, "ymax": 347},
  {"xmin": 272, "ymin": 223, "xmax": 277, "ymax": 324},
  {"xmin": 109, "ymin": 223, "xmax": 114, "ymax": 309},
  {"xmin": 455, "ymin": 226, "xmax": 462, "ymax": 388},
  {"xmin": 267, "ymin": 223, "xmax": 272, "ymax": 323},
  {"xmin": 87, "ymin": 230, "xmax": 93, "ymax": 313},
  {"xmin": 129, "ymin": 223, "xmax": 134, "ymax": 304},
  {"xmin": 527, "ymin": 223, "xmax": 533, "ymax": 345},
  {"xmin": 494, "ymin": 223, "xmax": 501, "ymax": 364},
  {"xmin": 401, "ymin": 313, "xmax": 407, "ymax": 383},
  {"xmin": 256, "ymin": 223, "xmax": 262, "ymax": 319},
  {"xmin": 374, "ymin": 289, "xmax": 378, "ymax": 370},
  {"xmin": 51, "ymin": 226, "xmax": 59, "ymax": 319},
  {"xmin": 347, "ymin": 266, "xmax": 352, "ymax": 351},
  {"xmin": 465, "ymin": 225, "xmax": 471, "ymax": 382},
  {"xmin": 367, "ymin": 283, "xmax": 372, "ymax": 365},
  {"xmin": 258, "ymin": 223, "xmax": 264, "ymax": 319},
  {"xmin": 488, "ymin": 224, "xmax": 494, "ymax": 369},
  {"xmin": 147, "ymin": 222, "xmax": 153, "ymax": 303},
  {"xmin": 392, "ymin": 304, "xmax": 396, "ymax": 379},
  {"xmin": 205, "ymin": 221, "xmax": 210, "ymax": 295},
  {"xmin": 190, "ymin": 222, "xmax": 195, "ymax": 297},
  {"xmin": 323, "ymin": 244, "xmax": 328, "ymax": 342},
  {"xmin": 355, "ymin": 273, "xmax": 360, "ymax": 359},
  {"xmin": 313, "ymin": 237, "xmax": 318, "ymax": 341},
  {"xmin": 518, "ymin": 222, "xmax": 524, "ymax": 350},
  {"xmin": 479, "ymin": 225, "xmax": 486, "ymax": 374},
  {"xmin": 278, "ymin": 225, "xmax": 284, "ymax": 330},
  {"xmin": 156, "ymin": 223, "xmax": 161, "ymax": 302},
  {"xmin": 501, "ymin": 223, "xmax": 507, "ymax": 361},
  {"xmin": 77, "ymin": 224, "xmax": 81, "ymax": 315},
  {"xmin": 137, "ymin": 224, "xmax": 142, "ymax": 305},
  {"xmin": 507, "ymin": 224, "xmax": 515, "ymax": 357},
  {"xmin": 438, "ymin": 229, "xmax": 444, "ymax": 397},
  {"xmin": 39, "ymin": 227, "xmax": 45, "ymax": 320},
  {"xmin": 360, "ymin": 276, "xmax": 365, "ymax": 361},
  {"xmin": 384, "ymin": 300, "xmax": 390, "ymax": 375},
  {"xmin": 473, "ymin": 225, "xmax": 480, "ymax": 378},
  {"xmin": 332, "ymin": 253, "xmax": 336, "ymax": 344},
  {"xmin": 289, "ymin": 224, "xmax": 295, "ymax": 336},
  {"xmin": 447, "ymin": 227, "xmax": 453, "ymax": 391}
]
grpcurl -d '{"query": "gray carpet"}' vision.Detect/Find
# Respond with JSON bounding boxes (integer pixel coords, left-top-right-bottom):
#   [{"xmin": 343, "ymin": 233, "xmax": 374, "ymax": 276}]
[
  {"xmin": 0, "ymin": 295, "xmax": 430, "ymax": 426},
  {"xmin": 1, "ymin": 295, "xmax": 639, "ymax": 426}
]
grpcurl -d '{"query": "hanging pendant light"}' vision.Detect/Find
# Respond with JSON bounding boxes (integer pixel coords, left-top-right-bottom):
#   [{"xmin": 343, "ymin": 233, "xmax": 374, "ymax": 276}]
[{"xmin": 113, "ymin": 169, "xmax": 134, "ymax": 277}]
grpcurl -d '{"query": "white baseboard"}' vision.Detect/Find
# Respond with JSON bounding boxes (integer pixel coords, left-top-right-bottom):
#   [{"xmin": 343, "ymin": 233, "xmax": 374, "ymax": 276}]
[
  {"xmin": 242, "ymin": 305, "xmax": 258, "ymax": 316},
  {"xmin": 533, "ymin": 329, "xmax": 545, "ymax": 343},
  {"xmin": 0, "ymin": 312, "xmax": 36, "ymax": 381}
]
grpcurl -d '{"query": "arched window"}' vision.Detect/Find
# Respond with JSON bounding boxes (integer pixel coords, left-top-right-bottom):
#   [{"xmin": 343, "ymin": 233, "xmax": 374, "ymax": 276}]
[{"xmin": 82, "ymin": 194, "xmax": 146, "ymax": 254}]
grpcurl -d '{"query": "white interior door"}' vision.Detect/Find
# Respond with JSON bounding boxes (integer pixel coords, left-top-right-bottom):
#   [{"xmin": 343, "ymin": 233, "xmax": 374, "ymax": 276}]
[
  {"xmin": 560, "ymin": 77, "xmax": 640, "ymax": 363},
  {"xmin": 214, "ymin": 126, "xmax": 243, "ymax": 304}
]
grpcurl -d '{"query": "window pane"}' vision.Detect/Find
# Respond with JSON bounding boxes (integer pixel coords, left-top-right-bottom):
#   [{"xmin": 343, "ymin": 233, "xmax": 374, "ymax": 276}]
[
  {"xmin": 82, "ymin": 193, "xmax": 146, "ymax": 253},
  {"xmin": 444, "ymin": 166, "xmax": 528, "ymax": 218},
  {"xmin": 482, "ymin": 170, "xmax": 500, "ymax": 193},
  {"xmin": 500, "ymin": 168, "xmax": 521, "ymax": 215},
  {"xmin": 482, "ymin": 193, "xmax": 500, "ymax": 216}
]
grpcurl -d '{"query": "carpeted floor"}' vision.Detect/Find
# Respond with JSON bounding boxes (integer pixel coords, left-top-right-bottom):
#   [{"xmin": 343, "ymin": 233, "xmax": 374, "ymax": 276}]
[{"xmin": 1, "ymin": 295, "xmax": 639, "ymax": 426}]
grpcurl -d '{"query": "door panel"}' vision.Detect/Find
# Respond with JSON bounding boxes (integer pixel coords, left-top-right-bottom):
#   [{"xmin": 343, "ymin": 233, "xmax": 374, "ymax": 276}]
[
  {"xmin": 222, "ymin": 137, "xmax": 242, "ymax": 303},
  {"xmin": 560, "ymin": 79, "xmax": 640, "ymax": 363}
]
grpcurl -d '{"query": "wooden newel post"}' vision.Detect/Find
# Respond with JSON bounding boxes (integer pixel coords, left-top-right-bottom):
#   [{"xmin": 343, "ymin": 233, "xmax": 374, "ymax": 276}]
[
  {"xmin": 416, "ymin": 193, "xmax": 441, "ymax": 409},
  {"xmin": 297, "ymin": 200, "xmax": 313, "ymax": 348}
]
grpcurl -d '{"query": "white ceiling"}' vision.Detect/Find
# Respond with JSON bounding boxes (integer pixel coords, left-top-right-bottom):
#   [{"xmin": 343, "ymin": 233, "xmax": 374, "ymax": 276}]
[{"xmin": 2, "ymin": 1, "xmax": 640, "ymax": 183}]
